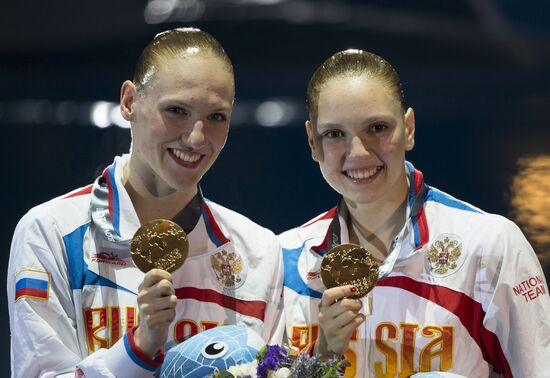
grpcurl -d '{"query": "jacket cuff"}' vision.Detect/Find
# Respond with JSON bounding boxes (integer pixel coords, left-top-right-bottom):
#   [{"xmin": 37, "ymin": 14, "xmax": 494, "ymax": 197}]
[
  {"xmin": 125, "ymin": 325, "xmax": 165, "ymax": 370},
  {"xmin": 101, "ymin": 325, "xmax": 164, "ymax": 376}
]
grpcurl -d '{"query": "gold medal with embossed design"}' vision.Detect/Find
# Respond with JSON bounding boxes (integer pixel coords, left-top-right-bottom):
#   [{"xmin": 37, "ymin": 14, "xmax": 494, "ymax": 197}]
[
  {"xmin": 130, "ymin": 219, "xmax": 188, "ymax": 273},
  {"xmin": 320, "ymin": 243, "xmax": 379, "ymax": 299}
]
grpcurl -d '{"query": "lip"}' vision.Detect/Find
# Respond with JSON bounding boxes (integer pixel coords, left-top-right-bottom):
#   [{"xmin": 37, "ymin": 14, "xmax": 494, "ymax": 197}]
[
  {"xmin": 343, "ymin": 166, "xmax": 383, "ymax": 183},
  {"xmin": 167, "ymin": 148, "xmax": 204, "ymax": 168}
]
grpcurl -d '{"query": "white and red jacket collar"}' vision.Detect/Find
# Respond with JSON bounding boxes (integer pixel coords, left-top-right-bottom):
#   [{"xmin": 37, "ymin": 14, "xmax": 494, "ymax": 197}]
[
  {"xmin": 91, "ymin": 154, "xmax": 230, "ymax": 247},
  {"xmin": 309, "ymin": 161, "xmax": 430, "ymax": 255}
]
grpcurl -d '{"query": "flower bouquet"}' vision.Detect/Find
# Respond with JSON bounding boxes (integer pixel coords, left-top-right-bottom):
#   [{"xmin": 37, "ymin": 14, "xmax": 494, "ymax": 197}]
[{"xmin": 210, "ymin": 344, "xmax": 349, "ymax": 378}]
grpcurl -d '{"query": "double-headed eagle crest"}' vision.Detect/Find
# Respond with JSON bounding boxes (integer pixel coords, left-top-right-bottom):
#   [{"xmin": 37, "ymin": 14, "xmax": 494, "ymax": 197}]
[
  {"xmin": 427, "ymin": 236, "xmax": 462, "ymax": 276},
  {"xmin": 210, "ymin": 249, "xmax": 245, "ymax": 288}
]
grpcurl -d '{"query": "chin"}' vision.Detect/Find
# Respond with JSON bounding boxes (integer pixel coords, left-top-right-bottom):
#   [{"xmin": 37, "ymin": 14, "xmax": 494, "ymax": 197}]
[
  {"xmin": 165, "ymin": 166, "xmax": 207, "ymax": 187},
  {"xmin": 159, "ymin": 173, "xmax": 197, "ymax": 191},
  {"xmin": 348, "ymin": 196, "xmax": 378, "ymax": 205},
  {"xmin": 340, "ymin": 188, "xmax": 381, "ymax": 205}
]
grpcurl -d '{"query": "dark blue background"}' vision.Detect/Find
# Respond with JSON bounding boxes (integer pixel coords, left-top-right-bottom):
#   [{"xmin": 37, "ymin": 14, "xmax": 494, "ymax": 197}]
[{"xmin": 2, "ymin": 1, "xmax": 549, "ymax": 374}]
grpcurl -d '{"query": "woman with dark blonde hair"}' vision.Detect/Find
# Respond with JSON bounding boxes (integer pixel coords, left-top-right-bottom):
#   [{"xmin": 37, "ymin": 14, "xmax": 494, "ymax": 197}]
[
  {"xmin": 8, "ymin": 28, "xmax": 284, "ymax": 377},
  {"xmin": 280, "ymin": 49, "xmax": 550, "ymax": 377}
]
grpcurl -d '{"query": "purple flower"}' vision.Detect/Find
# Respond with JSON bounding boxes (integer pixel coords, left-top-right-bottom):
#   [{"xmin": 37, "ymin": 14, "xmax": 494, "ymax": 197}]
[
  {"xmin": 256, "ymin": 345, "xmax": 290, "ymax": 378},
  {"xmin": 215, "ymin": 344, "xmax": 348, "ymax": 378}
]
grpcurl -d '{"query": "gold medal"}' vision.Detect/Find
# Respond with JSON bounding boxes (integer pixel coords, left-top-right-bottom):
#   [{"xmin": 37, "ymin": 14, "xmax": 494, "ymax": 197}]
[
  {"xmin": 130, "ymin": 219, "xmax": 189, "ymax": 273},
  {"xmin": 320, "ymin": 243, "xmax": 379, "ymax": 299}
]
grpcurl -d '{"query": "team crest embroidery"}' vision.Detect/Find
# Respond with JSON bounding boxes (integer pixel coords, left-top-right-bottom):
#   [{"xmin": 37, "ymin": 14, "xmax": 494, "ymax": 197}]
[
  {"xmin": 426, "ymin": 234, "xmax": 465, "ymax": 277},
  {"xmin": 210, "ymin": 249, "xmax": 247, "ymax": 289}
]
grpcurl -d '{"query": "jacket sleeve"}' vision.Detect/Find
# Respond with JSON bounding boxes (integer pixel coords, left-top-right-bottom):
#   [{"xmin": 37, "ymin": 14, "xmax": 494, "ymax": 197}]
[
  {"xmin": 261, "ymin": 238, "xmax": 285, "ymax": 345},
  {"xmin": 481, "ymin": 220, "xmax": 550, "ymax": 377},
  {"xmin": 7, "ymin": 209, "xmax": 161, "ymax": 378}
]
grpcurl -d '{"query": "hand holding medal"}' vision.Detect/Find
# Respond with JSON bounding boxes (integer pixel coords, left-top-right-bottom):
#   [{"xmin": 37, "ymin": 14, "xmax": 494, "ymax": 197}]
[
  {"xmin": 316, "ymin": 243, "xmax": 379, "ymax": 357},
  {"xmin": 130, "ymin": 219, "xmax": 188, "ymax": 357}
]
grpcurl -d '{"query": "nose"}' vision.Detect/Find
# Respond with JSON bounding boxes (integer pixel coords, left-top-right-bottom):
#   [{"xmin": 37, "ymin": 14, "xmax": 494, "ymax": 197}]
[
  {"xmin": 185, "ymin": 120, "xmax": 205, "ymax": 147},
  {"xmin": 348, "ymin": 135, "xmax": 370, "ymax": 158}
]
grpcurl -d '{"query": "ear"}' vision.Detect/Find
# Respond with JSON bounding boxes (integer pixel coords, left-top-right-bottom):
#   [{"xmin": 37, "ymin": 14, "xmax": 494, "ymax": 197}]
[
  {"xmin": 120, "ymin": 80, "xmax": 137, "ymax": 122},
  {"xmin": 305, "ymin": 120, "xmax": 319, "ymax": 162},
  {"xmin": 403, "ymin": 107, "xmax": 415, "ymax": 151}
]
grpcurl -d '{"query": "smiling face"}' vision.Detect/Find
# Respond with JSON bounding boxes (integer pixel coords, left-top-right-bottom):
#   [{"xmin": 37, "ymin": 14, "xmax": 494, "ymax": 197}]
[
  {"xmin": 307, "ymin": 74, "xmax": 415, "ymax": 205},
  {"xmin": 121, "ymin": 54, "xmax": 234, "ymax": 197}
]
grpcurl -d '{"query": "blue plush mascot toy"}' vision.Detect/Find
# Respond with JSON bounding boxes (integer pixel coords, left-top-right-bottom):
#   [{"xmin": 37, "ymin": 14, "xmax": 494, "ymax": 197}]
[{"xmin": 160, "ymin": 325, "xmax": 265, "ymax": 377}]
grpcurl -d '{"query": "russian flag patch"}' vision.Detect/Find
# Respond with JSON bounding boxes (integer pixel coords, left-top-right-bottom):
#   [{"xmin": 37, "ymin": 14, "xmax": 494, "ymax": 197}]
[{"xmin": 15, "ymin": 269, "xmax": 50, "ymax": 302}]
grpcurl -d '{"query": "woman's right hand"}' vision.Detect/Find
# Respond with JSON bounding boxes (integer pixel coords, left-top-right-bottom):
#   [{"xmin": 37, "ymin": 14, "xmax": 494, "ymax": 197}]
[
  {"xmin": 316, "ymin": 285, "xmax": 365, "ymax": 357},
  {"xmin": 134, "ymin": 269, "xmax": 177, "ymax": 357}
]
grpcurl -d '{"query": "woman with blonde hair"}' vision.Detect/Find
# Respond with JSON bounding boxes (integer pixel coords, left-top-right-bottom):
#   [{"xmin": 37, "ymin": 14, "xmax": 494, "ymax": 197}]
[{"xmin": 9, "ymin": 27, "xmax": 284, "ymax": 377}]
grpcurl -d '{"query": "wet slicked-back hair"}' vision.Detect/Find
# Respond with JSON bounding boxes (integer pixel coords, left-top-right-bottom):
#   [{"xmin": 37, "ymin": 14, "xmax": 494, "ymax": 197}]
[
  {"xmin": 133, "ymin": 27, "xmax": 234, "ymax": 92},
  {"xmin": 307, "ymin": 49, "xmax": 404, "ymax": 122}
]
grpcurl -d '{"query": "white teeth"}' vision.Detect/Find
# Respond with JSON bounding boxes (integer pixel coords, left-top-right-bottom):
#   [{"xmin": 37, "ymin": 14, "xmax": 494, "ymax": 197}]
[
  {"xmin": 346, "ymin": 167, "xmax": 380, "ymax": 179},
  {"xmin": 172, "ymin": 149, "xmax": 200, "ymax": 163}
]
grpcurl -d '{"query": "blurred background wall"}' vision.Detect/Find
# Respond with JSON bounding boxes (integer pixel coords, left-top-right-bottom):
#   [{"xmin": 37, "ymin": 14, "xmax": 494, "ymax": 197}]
[{"xmin": 2, "ymin": 0, "xmax": 549, "ymax": 373}]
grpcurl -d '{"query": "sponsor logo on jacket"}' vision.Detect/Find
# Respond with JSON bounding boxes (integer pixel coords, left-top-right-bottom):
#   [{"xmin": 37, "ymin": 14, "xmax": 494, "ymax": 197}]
[
  {"xmin": 91, "ymin": 252, "xmax": 126, "ymax": 266},
  {"xmin": 307, "ymin": 270, "xmax": 320, "ymax": 280}
]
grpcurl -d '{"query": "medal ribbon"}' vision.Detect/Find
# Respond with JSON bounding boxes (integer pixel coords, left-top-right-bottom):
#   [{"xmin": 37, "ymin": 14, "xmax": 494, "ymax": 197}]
[
  {"xmin": 322, "ymin": 173, "xmax": 429, "ymax": 279},
  {"xmin": 90, "ymin": 167, "xmax": 124, "ymax": 243}
]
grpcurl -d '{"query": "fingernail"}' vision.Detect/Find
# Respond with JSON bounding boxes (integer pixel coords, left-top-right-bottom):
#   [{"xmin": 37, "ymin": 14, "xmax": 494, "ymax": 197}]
[{"xmin": 350, "ymin": 286, "xmax": 357, "ymax": 293}]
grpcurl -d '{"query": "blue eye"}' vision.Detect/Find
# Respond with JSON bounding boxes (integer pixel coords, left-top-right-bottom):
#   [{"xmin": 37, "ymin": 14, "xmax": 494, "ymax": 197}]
[{"xmin": 201, "ymin": 341, "xmax": 228, "ymax": 359}]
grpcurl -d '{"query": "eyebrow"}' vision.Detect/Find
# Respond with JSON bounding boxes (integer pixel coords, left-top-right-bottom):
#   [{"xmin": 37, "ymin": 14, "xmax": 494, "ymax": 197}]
[
  {"xmin": 316, "ymin": 122, "xmax": 343, "ymax": 130},
  {"xmin": 159, "ymin": 99, "xmax": 232, "ymax": 112},
  {"xmin": 317, "ymin": 115, "xmax": 397, "ymax": 129}
]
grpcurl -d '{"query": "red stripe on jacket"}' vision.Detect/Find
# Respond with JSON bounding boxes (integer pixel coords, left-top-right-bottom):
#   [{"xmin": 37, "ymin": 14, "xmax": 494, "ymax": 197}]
[
  {"xmin": 63, "ymin": 184, "xmax": 93, "ymax": 199},
  {"xmin": 377, "ymin": 275, "xmax": 512, "ymax": 377},
  {"xmin": 175, "ymin": 287, "xmax": 266, "ymax": 321}
]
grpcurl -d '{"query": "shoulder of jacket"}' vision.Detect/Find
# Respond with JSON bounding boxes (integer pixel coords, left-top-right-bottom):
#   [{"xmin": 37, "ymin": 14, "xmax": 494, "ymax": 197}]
[
  {"xmin": 17, "ymin": 189, "xmax": 91, "ymax": 238},
  {"xmin": 205, "ymin": 199, "xmax": 277, "ymax": 239}
]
